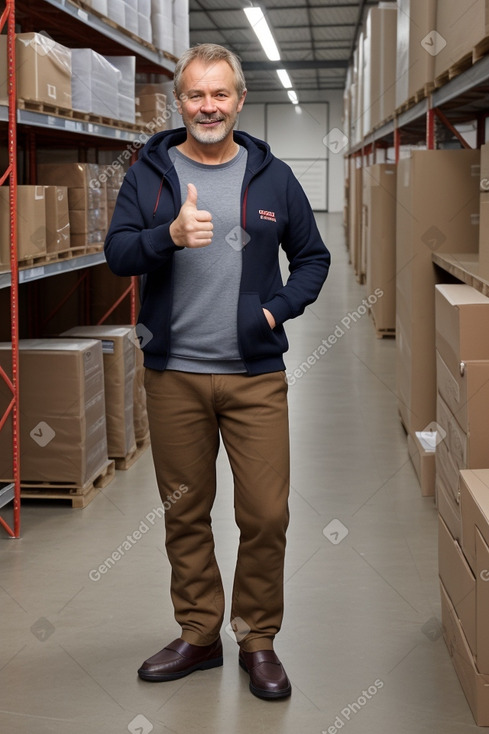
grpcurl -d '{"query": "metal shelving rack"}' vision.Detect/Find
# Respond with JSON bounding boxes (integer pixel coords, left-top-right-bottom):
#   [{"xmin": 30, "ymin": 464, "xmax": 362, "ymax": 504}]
[
  {"xmin": 0, "ymin": 0, "xmax": 176, "ymax": 537},
  {"xmin": 0, "ymin": 0, "xmax": 20, "ymax": 537},
  {"xmin": 347, "ymin": 51, "xmax": 489, "ymax": 161}
]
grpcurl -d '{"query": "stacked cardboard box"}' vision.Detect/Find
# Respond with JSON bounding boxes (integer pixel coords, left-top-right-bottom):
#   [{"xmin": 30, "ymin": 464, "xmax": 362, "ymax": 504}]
[
  {"xmin": 0, "ymin": 339, "xmax": 108, "ymax": 485},
  {"xmin": 0, "ymin": 186, "xmax": 47, "ymax": 267},
  {"xmin": 71, "ymin": 49, "xmax": 121, "ymax": 119},
  {"xmin": 435, "ymin": 284, "xmax": 489, "ymax": 535},
  {"xmin": 37, "ymin": 163, "xmax": 108, "ymax": 249},
  {"xmin": 395, "ymin": 0, "xmax": 436, "ymax": 109},
  {"xmin": 434, "ymin": 0, "xmax": 489, "ymax": 82},
  {"xmin": 440, "ymin": 469, "xmax": 489, "ymax": 725},
  {"xmin": 363, "ymin": 163, "xmax": 396, "ymax": 334},
  {"xmin": 362, "ymin": 3, "xmax": 397, "ymax": 135},
  {"xmin": 396, "ymin": 150, "xmax": 480, "ymax": 495},
  {"xmin": 136, "ymin": 83, "xmax": 167, "ymax": 129},
  {"xmin": 61, "ymin": 326, "xmax": 137, "ymax": 459}
]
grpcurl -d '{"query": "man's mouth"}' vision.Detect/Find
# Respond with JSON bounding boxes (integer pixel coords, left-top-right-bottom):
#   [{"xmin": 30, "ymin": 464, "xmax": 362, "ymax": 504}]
[{"xmin": 198, "ymin": 119, "xmax": 223, "ymax": 127}]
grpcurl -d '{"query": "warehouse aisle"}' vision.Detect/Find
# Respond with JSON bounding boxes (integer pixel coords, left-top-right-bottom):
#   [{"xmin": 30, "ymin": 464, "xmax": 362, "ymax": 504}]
[{"xmin": 0, "ymin": 213, "xmax": 481, "ymax": 733}]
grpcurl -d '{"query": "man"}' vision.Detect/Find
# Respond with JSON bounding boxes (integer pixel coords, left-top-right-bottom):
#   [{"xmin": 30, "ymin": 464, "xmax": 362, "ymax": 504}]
[{"xmin": 105, "ymin": 43, "xmax": 330, "ymax": 700}]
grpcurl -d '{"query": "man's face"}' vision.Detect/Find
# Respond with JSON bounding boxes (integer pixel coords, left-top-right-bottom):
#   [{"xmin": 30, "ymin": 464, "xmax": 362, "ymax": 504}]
[{"xmin": 176, "ymin": 59, "xmax": 246, "ymax": 145}]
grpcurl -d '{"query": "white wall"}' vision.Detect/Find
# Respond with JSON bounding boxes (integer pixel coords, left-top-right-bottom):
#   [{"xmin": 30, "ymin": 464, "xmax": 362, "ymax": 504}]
[{"xmin": 237, "ymin": 89, "xmax": 345, "ymax": 212}]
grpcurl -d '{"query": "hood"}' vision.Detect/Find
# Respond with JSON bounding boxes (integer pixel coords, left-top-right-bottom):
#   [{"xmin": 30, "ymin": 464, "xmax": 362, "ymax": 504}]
[{"xmin": 138, "ymin": 126, "xmax": 274, "ymax": 177}]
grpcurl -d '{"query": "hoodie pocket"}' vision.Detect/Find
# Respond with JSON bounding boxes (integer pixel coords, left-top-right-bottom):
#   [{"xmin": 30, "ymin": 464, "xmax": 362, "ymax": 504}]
[{"xmin": 238, "ymin": 292, "xmax": 288, "ymax": 360}]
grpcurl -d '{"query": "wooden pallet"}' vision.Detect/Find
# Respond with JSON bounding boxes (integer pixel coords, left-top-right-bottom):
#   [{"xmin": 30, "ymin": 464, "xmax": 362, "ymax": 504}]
[
  {"xmin": 18, "ymin": 460, "xmax": 115, "ymax": 508},
  {"xmin": 17, "ymin": 98, "xmax": 145, "ymax": 133},
  {"xmin": 18, "ymin": 251, "xmax": 59, "ymax": 268},
  {"xmin": 435, "ymin": 38, "xmax": 489, "ymax": 89},
  {"xmin": 112, "ymin": 434, "xmax": 150, "ymax": 471}
]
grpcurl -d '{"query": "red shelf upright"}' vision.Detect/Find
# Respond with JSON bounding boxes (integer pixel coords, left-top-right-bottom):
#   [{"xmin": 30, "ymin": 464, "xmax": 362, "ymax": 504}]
[{"xmin": 0, "ymin": 0, "xmax": 20, "ymax": 538}]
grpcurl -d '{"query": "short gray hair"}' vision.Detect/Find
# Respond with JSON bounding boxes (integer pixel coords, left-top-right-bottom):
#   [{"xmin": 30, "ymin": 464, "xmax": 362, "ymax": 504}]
[{"xmin": 174, "ymin": 43, "xmax": 247, "ymax": 99}]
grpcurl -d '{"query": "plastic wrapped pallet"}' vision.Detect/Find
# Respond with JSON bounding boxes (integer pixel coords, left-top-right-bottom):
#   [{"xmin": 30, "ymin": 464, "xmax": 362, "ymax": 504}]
[
  {"xmin": 2, "ymin": 33, "xmax": 72, "ymax": 109},
  {"xmin": 0, "ymin": 339, "xmax": 108, "ymax": 485},
  {"xmin": 172, "ymin": 0, "xmax": 189, "ymax": 57},
  {"xmin": 107, "ymin": 0, "xmax": 125, "ymax": 26},
  {"xmin": 152, "ymin": 0, "xmax": 173, "ymax": 52},
  {"xmin": 125, "ymin": 0, "xmax": 139, "ymax": 35},
  {"xmin": 71, "ymin": 48, "xmax": 121, "ymax": 119},
  {"xmin": 84, "ymin": 0, "xmax": 108, "ymax": 14},
  {"xmin": 105, "ymin": 56, "xmax": 136, "ymax": 123},
  {"xmin": 61, "ymin": 326, "xmax": 137, "ymax": 459}
]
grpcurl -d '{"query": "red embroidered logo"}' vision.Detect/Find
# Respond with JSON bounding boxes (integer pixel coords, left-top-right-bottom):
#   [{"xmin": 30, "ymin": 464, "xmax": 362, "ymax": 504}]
[{"xmin": 259, "ymin": 209, "xmax": 276, "ymax": 222}]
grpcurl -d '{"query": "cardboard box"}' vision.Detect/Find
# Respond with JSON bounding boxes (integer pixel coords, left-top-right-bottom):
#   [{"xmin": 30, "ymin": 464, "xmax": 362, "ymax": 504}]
[
  {"xmin": 14, "ymin": 33, "xmax": 72, "ymax": 108},
  {"xmin": 44, "ymin": 186, "xmax": 70, "ymax": 253},
  {"xmin": 479, "ymin": 144, "xmax": 489, "ymax": 278},
  {"xmin": 460, "ymin": 469, "xmax": 489, "ymax": 572},
  {"xmin": 436, "ymin": 436, "xmax": 461, "ymax": 515},
  {"xmin": 396, "ymin": 0, "xmax": 436, "ymax": 108},
  {"xmin": 436, "ymin": 476, "xmax": 461, "ymax": 542},
  {"xmin": 436, "ymin": 350, "xmax": 489, "ymax": 436},
  {"xmin": 438, "ymin": 515, "xmax": 476, "ymax": 654},
  {"xmin": 476, "ymin": 528, "xmax": 489, "ymax": 673},
  {"xmin": 362, "ymin": 3, "xmax": 397, "ymax": 133},
  {"xmin": 396, "ymin": 150, "xmax": 480, "ymax": 436},
  {"xmin": 0, "ymin": 339, "xmax": 108, "ymax": 485},
  {"xmin": 61, "ymin": 326, "xmax": 136, "ymax": 458},
  {"xmin": 0, "ymin": 186, "xmax": 46, "ymax": 263},
  {"xmin": 441, "ymin": 581, "xmax": 489, "ymax": 726},
  {"xmin": 348, "ymin": 157, "xmax": 363, "ymax": 277},
  {"xmin": 407, "ymin": 432, "xmax": 436, "ymax": 496},
  {"xmin": 435, "ymin": 285, "xmax": 489, "ymax": 375},
  {"xmin": 437, "ymin": 391, "xmax": 489, "ymax": 477},
  {"xmin": 0, "ymin": 35, "xmax": 7, "ymax": 105},
  {"xmin": 37, "ymin": 163, "xmax": 108, "ymax": 247},
  {"xmin": 363, "ymin": 163, "xmax": 396, "ymax": 333},
  {"xmin": 435, "ymin": 0, "xmax": 489, "ymax": 81}
]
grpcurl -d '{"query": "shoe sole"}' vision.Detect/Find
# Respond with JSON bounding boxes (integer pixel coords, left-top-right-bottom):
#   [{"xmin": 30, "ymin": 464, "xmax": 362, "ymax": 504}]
[
  {"xmin": 138, "ymin": 656, "xmax": 223, "ymax": 682},
  {"xmin": 238, "ymin": 657, "xmax": 292, "ymax": 700}
]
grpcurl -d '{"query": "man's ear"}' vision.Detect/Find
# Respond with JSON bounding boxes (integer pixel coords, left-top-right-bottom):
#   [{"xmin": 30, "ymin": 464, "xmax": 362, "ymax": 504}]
[
  {"xmin": 174, "ymin": 89, "xmax": 183, "ymax": 115},
  {"xmin": 237, "ymin": 89, "xmax": 247, "ymax": 114}
]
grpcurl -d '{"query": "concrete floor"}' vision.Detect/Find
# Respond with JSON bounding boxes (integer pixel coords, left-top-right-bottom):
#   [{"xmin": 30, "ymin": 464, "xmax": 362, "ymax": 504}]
[{"xmin": 0, "ymin": 213, "xmax": 482, "ymax": 733}]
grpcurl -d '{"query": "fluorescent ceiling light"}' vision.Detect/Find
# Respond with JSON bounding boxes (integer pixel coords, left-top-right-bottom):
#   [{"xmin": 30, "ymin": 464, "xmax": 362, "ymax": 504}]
[
  {"xmin": 288, "ymin": 90, "xmax": 298, "ymax": 105},
  {"xmin": 244, "ymin": 6, "xmax": 281, "ymax": 61},
  {"xmin": 276, "ymin": 69, "xmax": 292, "ymax": 89}
]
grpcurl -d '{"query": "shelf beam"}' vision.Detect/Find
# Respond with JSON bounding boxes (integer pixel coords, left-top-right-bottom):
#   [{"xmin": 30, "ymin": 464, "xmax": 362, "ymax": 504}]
[{"xmin": 0, "ymin": 252, "xmax": 107, "ymax": 290}]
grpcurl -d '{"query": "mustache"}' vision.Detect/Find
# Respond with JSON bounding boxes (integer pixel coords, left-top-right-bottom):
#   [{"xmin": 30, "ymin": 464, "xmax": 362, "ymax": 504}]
[{"xmin": 195, "ymin": 116, "xmax": 225, "ymax": 123}]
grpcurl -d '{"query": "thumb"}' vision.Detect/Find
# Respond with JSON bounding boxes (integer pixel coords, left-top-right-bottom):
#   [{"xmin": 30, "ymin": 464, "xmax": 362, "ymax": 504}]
[{"xmin": 185, "ymin": 183, "xmax": 198, "ymax": 207}]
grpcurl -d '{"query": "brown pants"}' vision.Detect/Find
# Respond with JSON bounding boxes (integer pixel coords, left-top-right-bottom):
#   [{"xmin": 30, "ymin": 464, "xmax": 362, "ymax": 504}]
[{"xmin": 144, "ymin": 369, "xmax": 290, "ymax": 653}]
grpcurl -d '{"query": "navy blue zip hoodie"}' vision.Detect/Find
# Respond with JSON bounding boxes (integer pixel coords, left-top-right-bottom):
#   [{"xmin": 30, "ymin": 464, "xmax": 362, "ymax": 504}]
[{"xmin": 104, "ymin": 127, "xmax": 331, "ymax": 375}]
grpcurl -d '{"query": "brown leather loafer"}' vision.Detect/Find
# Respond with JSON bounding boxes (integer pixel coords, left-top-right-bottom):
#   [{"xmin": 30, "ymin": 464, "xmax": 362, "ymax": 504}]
[
  {"xmin": 138, "ymin": 637, "xmax": 223, "ymax": 681},
  {"xmin": 239, "ymin": 649, "xmax": 292, "ymax": 700}
]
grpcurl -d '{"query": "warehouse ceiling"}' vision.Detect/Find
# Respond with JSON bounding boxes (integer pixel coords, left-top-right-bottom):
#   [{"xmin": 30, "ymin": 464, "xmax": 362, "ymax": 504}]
[{"xmin": 189, "ymin": 0, "xmax": 379, "ymax": 93}]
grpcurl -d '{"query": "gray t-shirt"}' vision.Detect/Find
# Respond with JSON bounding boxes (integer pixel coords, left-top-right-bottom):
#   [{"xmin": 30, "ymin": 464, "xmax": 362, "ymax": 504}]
[{"xmin": 166, "ymin": 145, "xmax": 248, "ymax": 373}]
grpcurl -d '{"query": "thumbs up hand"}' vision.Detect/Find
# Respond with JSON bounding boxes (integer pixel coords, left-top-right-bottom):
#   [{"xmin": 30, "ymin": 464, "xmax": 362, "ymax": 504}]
[{"xmin": 169, "ymin": 183, "xmax": 213, "ymax": 248}]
